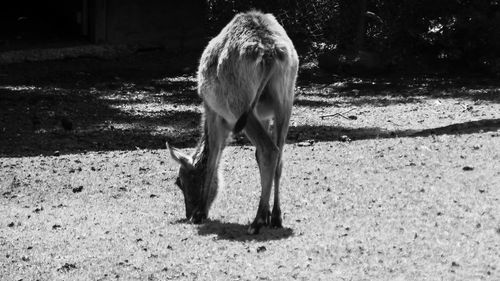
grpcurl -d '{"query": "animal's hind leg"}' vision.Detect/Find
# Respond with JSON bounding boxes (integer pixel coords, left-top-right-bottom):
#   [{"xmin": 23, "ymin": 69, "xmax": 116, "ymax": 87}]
[
  {"xmin": 270, "ymin": 110, "xmax": 291, "ymax": 229},
  {"xmin": 254, "ymin": 119, "xmax": 271, "ymax": 166},
  {"xmin": 244, "ymin": 112, "xmax": 279, "ymax": 234},
  {"xmin": 269, "ymin": 79, "xmax": 294, "ymax": 229}
]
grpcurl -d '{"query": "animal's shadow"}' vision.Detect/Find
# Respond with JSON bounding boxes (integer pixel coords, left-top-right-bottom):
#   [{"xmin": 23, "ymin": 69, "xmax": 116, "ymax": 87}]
[{"xmin": 186, "ymin": 219, "xmax": 294, "ymax": 241}]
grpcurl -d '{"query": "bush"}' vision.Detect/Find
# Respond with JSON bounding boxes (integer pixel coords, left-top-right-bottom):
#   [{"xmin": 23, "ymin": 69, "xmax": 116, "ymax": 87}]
[{"xmin": 206, "ymin": 0, "xmax": 500, "ymax": 74}]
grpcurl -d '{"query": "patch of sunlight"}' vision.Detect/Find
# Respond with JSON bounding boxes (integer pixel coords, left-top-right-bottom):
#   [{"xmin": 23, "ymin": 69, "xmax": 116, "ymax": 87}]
[
  {"xmin": 102, "ymin": 122, "xmax": 150, "ymax": 131},
  {"xmin": 0, "ymin": 85, "xmax": 68, "ymax": 94},
  {"xmin": 109, "ymin": 102, "xmax": 200, "ymax": 115},
  {"xmin": 0, "ymin": 85, "xmax": 39, "ymax": 91},
  {"xmin": 467, "ymin": 88, "xmax": 500, "ymax": 94},
  {"xmin": 298, "ymin": 86, "xmax": 338, "ymax": 96},
  {"xmin": 428, "ymin": 23, "xmax": 444, "ymax": 34},
  {"xmin": 154, "ymin": 75, "xmax": 196, "ymax": 83},
  {"xmin": 90, "ymin": 122, "xmax": 195, "ymax": 135},
  {"xmin": 99, "ymin": 91, "xmax": 153, "ymax": 101}
]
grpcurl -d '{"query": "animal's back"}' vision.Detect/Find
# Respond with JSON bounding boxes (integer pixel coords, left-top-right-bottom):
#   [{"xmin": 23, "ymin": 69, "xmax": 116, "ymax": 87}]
[{"xmin": 198, "ymin": 11, "xmax": 298, "ymax": 127}]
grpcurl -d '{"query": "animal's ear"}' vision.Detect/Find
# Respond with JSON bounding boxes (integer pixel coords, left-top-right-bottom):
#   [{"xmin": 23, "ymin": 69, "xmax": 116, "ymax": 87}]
[{"xmin": 166, "ymin": 142, "xmax": 194, "ymax": 170}]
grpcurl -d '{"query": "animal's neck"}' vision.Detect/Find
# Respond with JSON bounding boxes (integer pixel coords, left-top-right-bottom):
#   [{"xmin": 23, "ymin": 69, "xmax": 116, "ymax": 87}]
[
  {"xmin": 192, "ymin": 118, "xmax": 210, "ymax": 170},
  {"xmin": 191, "ymin": 114, "xmax": 222, "ymax": 213}
]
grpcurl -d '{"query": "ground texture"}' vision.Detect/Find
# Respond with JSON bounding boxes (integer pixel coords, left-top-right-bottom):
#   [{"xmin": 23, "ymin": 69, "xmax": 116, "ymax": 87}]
[{"xmin": 1, "ymin": 51, "xmax": 500, "ymax": 280}]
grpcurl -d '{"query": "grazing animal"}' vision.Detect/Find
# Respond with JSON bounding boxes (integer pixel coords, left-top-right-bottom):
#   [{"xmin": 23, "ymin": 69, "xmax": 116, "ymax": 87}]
[{"xmin": 167, "ymin": 10, "xmax": 298, "ymax": 234}]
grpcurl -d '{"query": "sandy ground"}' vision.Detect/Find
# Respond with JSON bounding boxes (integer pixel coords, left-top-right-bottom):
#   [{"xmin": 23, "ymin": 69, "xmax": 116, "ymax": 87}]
[{"xmin": 1, "ymin": 52, "xmax": 500, "ymax": 280}]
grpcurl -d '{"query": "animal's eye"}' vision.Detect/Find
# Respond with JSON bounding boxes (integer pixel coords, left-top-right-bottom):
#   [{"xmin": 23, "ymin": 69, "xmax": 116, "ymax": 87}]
[{"xmin": 175, "ymin": 177, "xmax": 182, "ymax": 187}]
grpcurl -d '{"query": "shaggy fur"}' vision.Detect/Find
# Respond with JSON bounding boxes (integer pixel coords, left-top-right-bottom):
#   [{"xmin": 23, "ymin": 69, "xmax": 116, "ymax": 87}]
[{"xmin": 168, "ymin": 10, "xmax": 298, "ymax": 233}]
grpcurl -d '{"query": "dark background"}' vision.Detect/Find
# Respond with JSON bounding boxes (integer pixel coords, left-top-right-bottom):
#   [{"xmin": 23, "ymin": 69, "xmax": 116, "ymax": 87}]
[
  {"xmin": 1, "ymin": 0, "xmax": 499, "ymax": 75},
  {"xmin": 207, "ymin": 0, "xmax": 500, "ymax": 75}
]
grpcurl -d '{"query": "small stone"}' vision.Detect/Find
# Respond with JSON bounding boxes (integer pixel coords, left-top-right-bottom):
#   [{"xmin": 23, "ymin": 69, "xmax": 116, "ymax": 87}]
[
  {"xmin": 297, "ymin": 140, "xmax": 314, "ymax": 147},
  {"xmin": 58, "ymin": 263, "xmax": 77, "ymax": 272},
  {"xmin": 339, "ymin": 135, "xmax": 351, "ymax": 142}
]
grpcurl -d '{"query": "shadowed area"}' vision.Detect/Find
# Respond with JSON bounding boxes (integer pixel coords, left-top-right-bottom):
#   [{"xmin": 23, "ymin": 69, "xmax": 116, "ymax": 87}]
[
  {"xmin": 0, "ymin": 50, "xmax": 202, "ymax": 156},
  {"xmin": 1, "ymin": 50, "xmax": 499, "ymax": 157},
  {"xmin": 287, "ymin": 118, "xmax": 500, "ymax": 143},
  {"xmin": 296, "ymin": 75, "xmax": 500, "ymax": 107},
  {"xmin": 197, "ymin": 219, "xmax": 294, "ymax": 242}
]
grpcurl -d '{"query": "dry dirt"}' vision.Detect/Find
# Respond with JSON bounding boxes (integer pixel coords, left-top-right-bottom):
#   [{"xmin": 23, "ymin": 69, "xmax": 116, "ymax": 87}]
[{"xmin": 1, "ymin": 51, "xmax": 500, "ymax": 280}]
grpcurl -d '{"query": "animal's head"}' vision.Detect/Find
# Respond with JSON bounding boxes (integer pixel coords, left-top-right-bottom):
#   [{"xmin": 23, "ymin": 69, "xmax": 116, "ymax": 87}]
[{"xmin": 167, "ymin": 143, "xmax": 204, "ymax": 221}]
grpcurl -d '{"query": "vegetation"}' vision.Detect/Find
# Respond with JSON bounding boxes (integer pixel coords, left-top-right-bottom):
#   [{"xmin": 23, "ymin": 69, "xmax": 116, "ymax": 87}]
[{"xmin": 207, "ymin": 0, "xmax": 500, "ymax": 74}]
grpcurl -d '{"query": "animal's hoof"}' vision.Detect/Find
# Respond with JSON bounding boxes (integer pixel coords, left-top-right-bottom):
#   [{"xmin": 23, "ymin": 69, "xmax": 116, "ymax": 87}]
[
  {"xmin": 271, "ymin": 209, "xmax": 282, "ymax": 228},
  {"xmin": 271, "ymin": 216, "xmax": 283, "ymax": 228},
  {"xmin": 247, "ymin": 215, "xmax": 269, "ymax": 235},
  {"xmin": 191, "ymin": 212, "xmax": 207, "ymax": 224},
  {"xmin": 247, "ymin": 223, "xmax": 262, "ymax": 235}
]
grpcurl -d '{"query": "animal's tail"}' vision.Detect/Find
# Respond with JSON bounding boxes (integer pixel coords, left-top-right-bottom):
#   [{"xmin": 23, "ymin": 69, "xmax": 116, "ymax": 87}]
[{"xmin": 232, "ymin": 44, "xmax": 287, "ymax": 134}]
